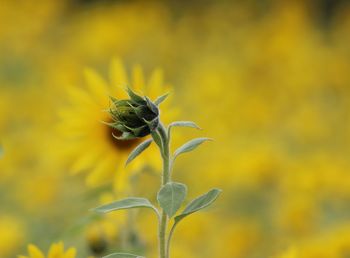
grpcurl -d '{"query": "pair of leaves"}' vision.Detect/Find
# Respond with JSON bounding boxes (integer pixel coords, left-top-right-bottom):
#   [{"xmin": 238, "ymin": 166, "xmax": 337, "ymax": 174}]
[
  {"xmin": 168, "ymin": 121, "xmax": 211, "ymax": 160},
  {"xmin": 125, "ymin": 120, "xmax": 209, "ymax": 166},
  {"xmin": 93, "ymin": 188, "xmax": 221, "ymax": 223},
  {"xmin": 93, "ymin": 189, "xmax": 221, "ymax": 258},
  {"xmin": 157, "ymin": 183, "xmax": 221, "ymax": 220}
]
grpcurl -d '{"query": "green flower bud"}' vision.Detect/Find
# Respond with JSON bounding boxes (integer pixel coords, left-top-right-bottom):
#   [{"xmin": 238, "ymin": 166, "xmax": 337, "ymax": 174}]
[{"xmin": 108, "ymin": 88, "xmax": 160, "ymax": 140}]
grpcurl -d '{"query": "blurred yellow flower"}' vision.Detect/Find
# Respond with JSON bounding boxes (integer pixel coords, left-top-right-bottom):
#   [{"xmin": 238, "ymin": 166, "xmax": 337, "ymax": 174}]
[
  {"xmin": 58, "ymin": 58, "xmax": 175, "ymax": 191},
  {"xmin": 275, "ymin": 247, "xmax": 298, "ymax": 258},
  {"xmin": 0, "ymin": 215, "xmax": 25, "ymax": 257},
  {"xmin": 18, "ymin": 242, "xmax": 76, "ymax": 258}
]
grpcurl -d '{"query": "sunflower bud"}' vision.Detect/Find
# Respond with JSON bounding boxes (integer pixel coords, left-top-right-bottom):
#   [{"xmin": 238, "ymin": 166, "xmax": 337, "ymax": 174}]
[{"xmin": 108, "ymin": 88, "xmax": 160, "ymax": 140}]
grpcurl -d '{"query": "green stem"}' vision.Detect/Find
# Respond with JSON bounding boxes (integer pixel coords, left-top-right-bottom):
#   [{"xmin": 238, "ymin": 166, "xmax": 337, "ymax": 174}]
[
  {"xmin": 166, "ymin": 223, "xmax": 177, "ymax": 258},
  {"xmin": 156, "ymin": 123, "xmax": 171, "ymax": 258}
]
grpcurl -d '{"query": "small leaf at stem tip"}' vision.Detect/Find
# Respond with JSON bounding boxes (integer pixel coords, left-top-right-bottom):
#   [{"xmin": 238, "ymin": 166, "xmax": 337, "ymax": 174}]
[
  {"xmin": 168, "ymin": 121, "xmax": 201, "ymax": 130},
  {"xmin": 154, "ymin": 92, "xmax": 170, "ymax": 106},
  {"xmin": 92, "ymin": 197, "xmax": 158, "ymax": 215},
  {"xmin": 125, "ymin": 138, "xmax": 152, "ymax": 166},
  {"xmin": 173, "ymin": 137, "xmax": 212, "ymax": 160},
  {"xmin": 157, "ymin": 182, "xmax": 187, "ymax": 218},
  {"xmin": 109, "ymin": 95, "xmax": 119, "ymax": 103},
  {"xmin": 125, "ymin": 87, "xmax": 145, "ymax": 104},
  {"xmin": 103, "ymin": 252, "xmax": 145, "ymax": 258},
  {"xmin": 174, "ymin": 188, "xmax": 222, "ymax": 223}
]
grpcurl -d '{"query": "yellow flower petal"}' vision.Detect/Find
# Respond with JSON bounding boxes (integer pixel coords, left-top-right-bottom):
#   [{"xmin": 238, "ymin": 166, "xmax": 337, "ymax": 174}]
[
  {"xmin": 132, "ymin": 64, "xmax": 145, "ymax": 93},
  {"xmin": 110, "ymin": 58, "xmax": 128, "ymax": 98},
  {"xmin": 28, "ymin": 244, "xmax": 45, "ymax": 258},
  {"xmin": 147, "ymin": 68, "xmax": 163, "ymax": 98},
  {"xmin": 48, "ymin": 242, "xmax": 64, "ymax": 258},
  {"xmin": 84, "ymin": 68, "xmax": 110, "ymax": 106},
  {"xmin": 63, "ymin": 247, "xmax": 76, "ymax": 258}
]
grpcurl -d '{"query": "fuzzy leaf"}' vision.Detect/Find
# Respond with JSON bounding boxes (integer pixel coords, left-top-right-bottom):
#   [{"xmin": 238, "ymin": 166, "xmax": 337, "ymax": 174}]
[
  {"xmin": 126, "ymin": 87, "xmax": 145, "ymax": 104},
  {"xmin": 145, "ymin": 97, "xmax": 159, "ymax": 115},
  {"xmin": 102, "ymin": 121, "xmax": 128, "ymax": 133},
  {"xmin": 142, "ymin": 117, "xmax": 159, "ymax": 131},
  {"xmin": 173, "ymin": 137, "xmax": 211, "ymax": 160},
  {"xmin": 174, "ymin": 189, "xmax": 222, "ymax": 223},
  {"xmin": 124, "ymin": 125, "xmax": 148, "ymax": 137},
  {"xmin": 104, "ymin": 253, "xmax": 145, "ymax": 258},
  {"xmin": 112, "ymin": 132, "xmax": 137, "ymax": 140},
  {"xmin": 126, "ymin": 138, "xmax": 152, "ymax": 166},
  {"xmin": 151, "ymin": 131, "xmax": 163, "ymax": 149},
  {"xmin": 168, "ymin": 121, "xmax": 201, "ymax": 139},
  {"xmin": 169, "ymin": 121, "xmax": 201, "ymax": 130},
  {"xmin": 154, "ymin": 93, "xmax": 169, "ymax": 106},
  {"xmin": 93, "ymin": 197, "xmax": 158, "ymax": 215},
  {"xmin": 157, "ymin": 182, "xmax": 187, "ymax": 217},
  {"xmin": 109, "ymin": 95, "xmax": 119, "ymax": 104}
]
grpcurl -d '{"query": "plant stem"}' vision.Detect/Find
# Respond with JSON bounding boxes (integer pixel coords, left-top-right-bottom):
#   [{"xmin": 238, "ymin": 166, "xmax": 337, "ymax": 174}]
[
  {"xmin": 157, "ymin": 123, "xmax": 171, "ymax": 258},
  {"xmin": 166, "ymin": 223, "xmax": 177, "ymax": 258}
]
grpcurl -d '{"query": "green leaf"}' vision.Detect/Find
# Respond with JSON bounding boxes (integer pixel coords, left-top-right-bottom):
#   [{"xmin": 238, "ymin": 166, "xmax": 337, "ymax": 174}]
[
  {"xmin": 145, "ymin": 97, "xmax": 159, "ymax": 115},
  {"xmin": 102, "ymin": 120, "xmax": 129, "ymax": 133},
  {"xmin": 93, "ymin": 197, "xmax": 158, "ymax": 215},
  {"xmin": 173, "ymin": 137, "xmax": 212, "ymax": 160},
  {"xmin": 151, "ymin": 131, "xmax": 163, "ymax": 149},
  {"xmin": 112, "ymin": 131, "xmax": 136, "ymax": 140},
  {"xmin": 142, "ymin": 117, "xmax": 159, "ymax": 131},
  {"xmin": 104, "ymin": 253, "xmax": 145, "ymax": 258},
  {"xmin": 174, "ymin": 188, "xmax": 222, "ymax": 223},
  {"xmin": 168, "ymin": 121, "xmax": 201, "ymax": 130},
  {"xmin": 154, "ymin": 93, "xmax": 169, "ymax": 106},
  {"xmin": 157, "ymin": 182, "xmax": 187, "ymax": 217},
  {"xmin": 126, "ymin": 87, "xmax": 145, "ymax": 104},
  {"xmin": 109, "ymin": 95, "xmax": 119, "ymax": 104},
  {"xmin": 126, "ymin": 138, "xmax": 152, "ymax": 166},
  {"xmin": 168, "ymin": 121, "xmax": 201, "ymax": 139}
]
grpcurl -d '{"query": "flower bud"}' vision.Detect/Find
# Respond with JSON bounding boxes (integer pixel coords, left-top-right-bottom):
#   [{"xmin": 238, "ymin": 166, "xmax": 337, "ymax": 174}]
[{"xmin": 108, "ymin": 88, "xmax": 160, "ymax": 140}]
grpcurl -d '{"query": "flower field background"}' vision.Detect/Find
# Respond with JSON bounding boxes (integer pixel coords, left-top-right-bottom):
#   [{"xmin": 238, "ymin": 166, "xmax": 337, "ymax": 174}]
[{"xmin": 1, "ymin": 1, "xmax": 350, "ymax": 258}]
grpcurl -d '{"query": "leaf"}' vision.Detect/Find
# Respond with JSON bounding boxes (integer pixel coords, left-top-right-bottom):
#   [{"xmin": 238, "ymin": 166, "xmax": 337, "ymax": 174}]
[
  {"xmin": 154, "ymin": 93, "xmax": 169, "ymax": 106},
  {"xmin": 168, "ymin": 121, "xmax": 201, "ymax": 139},
  {"xmin": 142, "ymin": 117, "xmax": 159, "ymax": 131},
  {"xmin": 168, "ymin": 121, "xmax": 201, "ymax": 130},
  {"xmin": 126, "ymin": 139, "xmax": 152, "ymax": 166},
  {"xmin": 157, "ymin": 182, "xmax": 187, "ymax": 217},
  {"xmin": 151, "ymin": 131, "xmax": 163, "ymax": 149},
  {"xmin": 173, "ymin": 137, "xmax": 212, "ymax": 160},
  {"xmin": 112, "ymin": 131, "xmax": 136, "ymax": 140},
  {"xmin": 126, "ymin": 87, "xmax": 145, "ymax": 104},
  {"xmin": 174, "ymin": 188, "xmax": 222, "ymax": 223},
  {"xmin": 145, "ymin": 97, "xmax": 159, "ymax": 115},
  {"xmin": 104, "ymin": 253, "xmax": 145, "ymax": 258},
  {"xmin": 93, "ymin": 197, "xmax": 158, "ymax": 215}
]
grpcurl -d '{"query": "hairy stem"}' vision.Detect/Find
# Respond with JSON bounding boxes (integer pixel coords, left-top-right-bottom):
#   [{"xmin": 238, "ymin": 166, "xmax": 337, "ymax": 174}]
[
  {"xmin": 166, "ymin": 223, "xmax": 177, "ymax": 258},
  {"xmin": 156, "ymin": 123, "xmax": 171, "ymax": 258}
]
